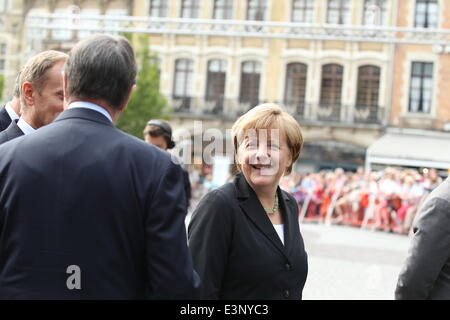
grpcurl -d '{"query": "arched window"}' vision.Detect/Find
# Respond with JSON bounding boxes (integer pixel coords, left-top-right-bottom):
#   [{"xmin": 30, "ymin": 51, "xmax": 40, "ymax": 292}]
[
  {"xmin": 284, "ymin": 63, "xmax": 308, "ymax": 115},
  {"xmin": 356, "ymin": 65, "xmax": 380, "ymax": 107},
  {"xmin": 319, "ymin": 64, "xmax": 343, "ymax": 120},
  {"xmin": 173, "ymin": 59, "xmax": 194, "ymax": 98},
  {"xmin": 355, "ymin": 65, "xmax": 381, "ymax": 123},
  {"xmin": 205, "ymin": 59, "xmax": 227, "ymax": 101},
  {"xmin": 320, "ymin": 64, "xmax": 343, "ymax": 105},
  {"xmin": 239, "ymin": 61, "xmax": 261, "ymax": 106}
]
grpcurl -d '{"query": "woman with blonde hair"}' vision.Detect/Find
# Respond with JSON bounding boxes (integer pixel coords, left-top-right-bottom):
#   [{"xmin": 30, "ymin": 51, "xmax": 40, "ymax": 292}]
[{"xmin": 188, "ymin": 103, "xmax": 308, "ymax": 299}]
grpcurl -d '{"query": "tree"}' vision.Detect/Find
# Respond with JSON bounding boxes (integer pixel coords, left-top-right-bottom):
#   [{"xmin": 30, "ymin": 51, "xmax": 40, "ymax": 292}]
[{"xmin": 116, "ymin": 35, "xmax": 169, "ymax": 138}]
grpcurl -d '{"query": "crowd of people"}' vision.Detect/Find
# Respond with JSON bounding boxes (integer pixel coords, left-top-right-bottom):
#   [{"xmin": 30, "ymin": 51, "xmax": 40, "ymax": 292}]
[
  {"xmin": 282, "ymin": 167, "xmax": 442, "ymax": 234},
  {"xmin": 189, "ymin": 165, "xmax": 444, "ymax": 235}
]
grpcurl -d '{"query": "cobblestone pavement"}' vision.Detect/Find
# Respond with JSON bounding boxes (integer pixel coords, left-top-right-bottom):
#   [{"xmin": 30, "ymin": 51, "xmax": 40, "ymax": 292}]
[{"xmin": 300, "ymin": 222, "xmax": 411, "ymax": 300}]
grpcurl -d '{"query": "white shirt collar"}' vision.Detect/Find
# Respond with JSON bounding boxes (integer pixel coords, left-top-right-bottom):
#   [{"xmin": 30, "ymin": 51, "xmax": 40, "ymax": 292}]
[
  {"xmin": 17, "ymin": 117, "xmax": 36, "ymax": 135},
  {"xmin": 5, "ymin": 101, "xmax": 19, "ymax": 121},
  {"xmin": 68, "ymin": 101, "xmax": 113, "ymax": 122}
]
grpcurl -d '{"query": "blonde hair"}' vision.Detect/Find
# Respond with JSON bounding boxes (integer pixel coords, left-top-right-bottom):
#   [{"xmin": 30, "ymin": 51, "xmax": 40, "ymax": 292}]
[
  {"xmin": 19, "ymin": 50, "xmax": 68, "ymax": 111},
  {"xmin": 231, "ymin": 103, "xmax": 304, "ymax": 175}
]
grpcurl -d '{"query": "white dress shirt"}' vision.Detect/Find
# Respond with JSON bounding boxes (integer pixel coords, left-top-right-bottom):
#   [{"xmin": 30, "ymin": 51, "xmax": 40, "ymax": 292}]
[
  {"xmin": 68, "ymin": 101, "xmax": 113, "ymax": 123},
  {"xmin": 5, "ymin": 102, "xmax": 19, "ymax": 121},
  {"xmin": 17, "ymin": 117, "xmax": 36, "ymax": 135},
  {"xmin": 273, "ymin": 224, "xmax": 285, "ymax": 245}
]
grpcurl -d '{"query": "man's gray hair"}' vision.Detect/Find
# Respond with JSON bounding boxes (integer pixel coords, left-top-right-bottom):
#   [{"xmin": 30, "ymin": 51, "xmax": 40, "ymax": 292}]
[{"xmin": 64, "ymin": 34, "xmax": 137, "ymax": 109}]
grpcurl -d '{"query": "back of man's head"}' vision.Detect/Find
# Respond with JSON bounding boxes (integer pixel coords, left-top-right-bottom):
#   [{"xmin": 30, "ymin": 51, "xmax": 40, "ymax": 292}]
[
  {"xmin": 19, "ymin": 50, "xmax": 68, "ymax": 111},
  {"xmin": 64, "ymin": 34, "xmax": 137, "ymax": 110}
]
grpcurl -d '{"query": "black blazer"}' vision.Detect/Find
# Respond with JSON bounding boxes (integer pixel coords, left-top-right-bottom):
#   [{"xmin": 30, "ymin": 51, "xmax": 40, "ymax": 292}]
[
  {"xmin": 0, "ymin": 119, "xmax": 23, "ymax": 145},
  {"xmin": 0, "ymin": 105, "xmax": 12, "ymax": 132},
  {"xmin": 0, "ymin": 107, "xmax": 199, "ymax": 299},
  {"xmin": 188, "ymin": 173, "xmax": 308, "ymax": 300}
]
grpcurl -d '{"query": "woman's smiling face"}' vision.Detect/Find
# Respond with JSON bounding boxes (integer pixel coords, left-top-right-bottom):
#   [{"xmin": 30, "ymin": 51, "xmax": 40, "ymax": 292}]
[{"xmin": 237, "ymin": 128, "xmax": 292, "ymax": 191}]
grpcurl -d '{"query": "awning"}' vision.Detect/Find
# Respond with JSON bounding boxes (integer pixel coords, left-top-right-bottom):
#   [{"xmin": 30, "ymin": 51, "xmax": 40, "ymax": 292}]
[{"xmin": 366, "ymin": 129, "xmax": 450, "ymax": 170}]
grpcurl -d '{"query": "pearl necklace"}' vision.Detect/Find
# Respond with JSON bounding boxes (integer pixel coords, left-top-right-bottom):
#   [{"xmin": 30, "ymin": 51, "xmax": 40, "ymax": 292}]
[{"xmin": 264, "ymin": 192, "xmax": 279, "ymax": 215}]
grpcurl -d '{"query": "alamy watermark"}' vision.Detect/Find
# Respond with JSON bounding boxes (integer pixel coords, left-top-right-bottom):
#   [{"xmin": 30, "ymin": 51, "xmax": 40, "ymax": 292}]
[
  {"xmin": 66, "ymin": 265, "xmax": 81, "ymax": 290},
  {"xmin": 169, "ymin": 121, "xmax": 281, "ymax": 176}
]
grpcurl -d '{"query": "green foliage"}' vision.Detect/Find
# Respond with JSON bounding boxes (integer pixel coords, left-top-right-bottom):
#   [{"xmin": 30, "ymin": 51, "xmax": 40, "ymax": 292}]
[{"xmin": 116, "ymin": 35, "xmax": 169, "ymax": 138}]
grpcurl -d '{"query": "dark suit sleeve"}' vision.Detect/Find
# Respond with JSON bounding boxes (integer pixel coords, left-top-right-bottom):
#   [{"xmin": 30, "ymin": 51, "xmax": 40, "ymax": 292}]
[
  {"xmin": 395, "ymin": 197, "xmax": 450, "ymax": 299},
  {"xmin": 188, "ymin": 189, "xmax": 233, "ymax": 299},
  {"xmin": 144, "ymin": 161, "xmax": 200, "ymax": 299},
  {"xmin": 183, "ymin": 168, "xmax": 191, "ymax": 208}
]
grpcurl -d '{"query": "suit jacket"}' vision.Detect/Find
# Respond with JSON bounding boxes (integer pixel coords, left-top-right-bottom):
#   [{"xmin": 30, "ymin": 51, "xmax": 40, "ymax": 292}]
[
  {"xmin": 396, "ymin": 177, "xmax": 450, "ymax": 300},
  {"xmin": 0, "ymin": 107, "xmax": 199, "ymax": 299},
  {"xmin": 188, "ymin": 173, "xmax": 308, "ymax": 300},
  {"xmin": 0, "ymin": 105, "xmax": 12, "ymax": 132},
  {"xmin": 0, "ymin": 119, "xmax": 23, "ymax": 145}
]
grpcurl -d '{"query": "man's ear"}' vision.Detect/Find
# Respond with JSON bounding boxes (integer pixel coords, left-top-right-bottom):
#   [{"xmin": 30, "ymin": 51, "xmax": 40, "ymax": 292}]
[
  {"xmin": 62, "ymin": 71, "xmax": 68, "ymax": 96},
  {"xmin": 118, "ymin": 84, "xmax": 136, "ymax": 112},
  {"xmin": 62, "ymin": 71, "xmax": 69, "ymax": 109},
  {"xmin": 22, "ymin": 82, "xmax": 34, "ymax": 107}
]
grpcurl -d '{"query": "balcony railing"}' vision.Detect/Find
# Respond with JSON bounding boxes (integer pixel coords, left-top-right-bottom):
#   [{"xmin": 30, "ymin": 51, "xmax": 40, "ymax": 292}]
[
  {"xmin": 25, "ymin": 13, "xmax": 450, "ymax": 46},
  {"xmin": 169, "ymin": 96, "xmax": 385, "ymax": 127}
]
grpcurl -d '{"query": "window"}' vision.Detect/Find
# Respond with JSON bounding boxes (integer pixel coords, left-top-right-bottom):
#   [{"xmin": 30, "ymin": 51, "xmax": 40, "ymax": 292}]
[
  {"xmin": 213, "ymin": 0, "xmax": 233, "ymax": 19},
  {"xmin": 0, "ymin": 59, "xmax": 4, "ymax": 72},
  {"xmin": 284, "ymin": 63, "xmax": 307, "ymax": 115},
  {"xmin": 247, "ymin": 0, "xmax": 267, "ymax": 21},
  {"xmin": 27, "ymin": 8, "xmax": 49, "ymax": 38},
  {"xmin": 356, "ymin": 65, "xmax": 380, "ymax": 107},
  {"xmin": 0, "ymin": 43, "xmax": 6, "ymax": 55},
  {"xmin": 415, "ymin": 0, "xmax": 438, "ymax": 28},
  {"xmin": 77, "ymin": 8, "xmax": 100, "ymax": 39},
  {"xmin": 52, "ymin": 8, "xmax": 72, "ymax": 40},
  {"xmin": 319, "ymin": 64, "xmax": 343, "ymax": 120},
  {"xmin": 363, "ymin": 0, "xmax": 387, "ymax": 26},
  {"xmin": 409, "ymin": 62, "xmax": 433, "ymax": 113},
  {"xmin": 291, "ymin": 0, "xmax": 314, "ymax": 23},
  {"xmin": 206, "ymin": 59, "xmax": 227, "ymax": 101},
  {"xmin": 149, "ymin": 0, "xmax": 168, "ymax": 17},
  {"xmin": 239, "ymin": 61, "xmax": 261, "ymax": 105},
  {"xmin": 326, "ymin": 0, "xmax": 350, "ymax": 24},
  {"xmin": 320, "ymin": 64, "xmax": 343, "ymax": 106},
  {"xmin": 0, "ymin": 0, "xmax": 5, "ymax": 12},
  {"xmin": 104, "ymin": 8, "xmax": 127, "ymax": 35},
  {"xmin": 173, "ymin": 59, "xmax": 194, "ymax": 98},
  {"xmin": 181, "ymin": 0, "xmax": 200, "ymax": 18}
]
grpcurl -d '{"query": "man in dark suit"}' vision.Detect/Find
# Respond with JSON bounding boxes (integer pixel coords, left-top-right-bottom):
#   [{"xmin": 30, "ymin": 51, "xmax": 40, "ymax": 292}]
[
  {"xmin": 0, "ymin": 119, "xmax": 21, "ymax": 144},
  {"xmin": 0, "ymin": 74, "xmax": 21, "ymax": 132},
  {"xmin": 0, "ymin": 50, "xmax": 67, "ymax": 145},
  {"xmin": 396, "ymin": 177, "xmax": 450, "ymax": 299},
  {"xmin": 0, "ymin": 34, "xmax": 199, "ymax": 299}
]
